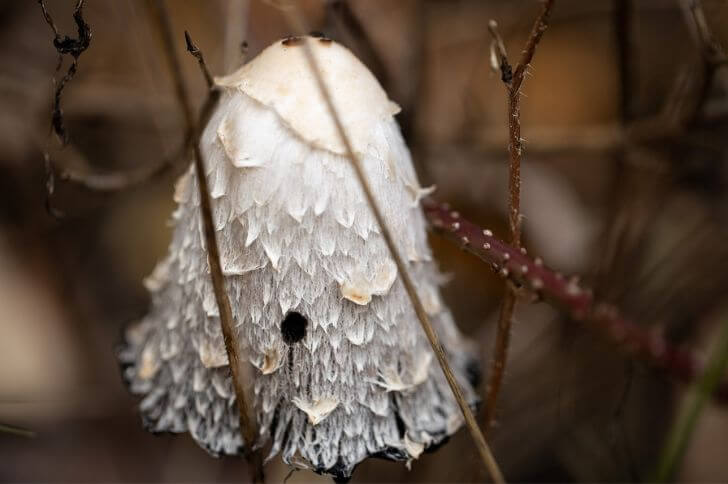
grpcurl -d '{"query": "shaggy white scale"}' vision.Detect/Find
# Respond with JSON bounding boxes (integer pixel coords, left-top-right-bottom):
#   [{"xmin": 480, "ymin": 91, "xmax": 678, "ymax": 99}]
[{"xmin": 119, "ymin": 35, "xmax": 479, "ymax": 480}]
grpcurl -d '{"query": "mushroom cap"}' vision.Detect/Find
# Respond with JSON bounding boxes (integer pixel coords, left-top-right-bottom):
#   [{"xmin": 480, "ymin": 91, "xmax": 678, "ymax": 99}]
[{"xmin": 214, "ymin": 36, "xmax": 401, "ymax": 156}]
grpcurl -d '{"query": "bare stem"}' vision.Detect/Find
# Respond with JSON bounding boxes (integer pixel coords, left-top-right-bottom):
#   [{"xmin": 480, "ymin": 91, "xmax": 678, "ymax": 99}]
[
  {"xmin": 276, "ymin": 4, "xmax": 505, "ymax": 483},
  {"xmin": 146, "ymin": 1, "xmax": 263, "ymax": 481},
  {"xmin": 484, "ymin": 0, "xmax": 555, "ymax": 431},
  {"xmin": 483, "ymin": 289, "xmax": 516, "ymax": 428},
  {"xmin": 422, "ymin": 198, "xmax": 728, "ymax": 403}
]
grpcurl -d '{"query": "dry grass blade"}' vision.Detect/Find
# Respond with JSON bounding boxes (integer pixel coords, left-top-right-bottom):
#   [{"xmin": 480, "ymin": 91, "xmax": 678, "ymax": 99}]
[
  {"xmin": 145, "ymin": 1, "xmax": 264, "ymax": 481},
  {"xmin": 276, "ymin": 3, "xmax": 505, "ymax": 483}
]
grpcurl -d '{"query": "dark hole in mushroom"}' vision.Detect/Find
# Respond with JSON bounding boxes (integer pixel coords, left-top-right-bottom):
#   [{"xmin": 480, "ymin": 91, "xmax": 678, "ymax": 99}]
[
  {"xmin": 281, "ymin": 311, "xmax": 308, "ymax": 345},
  {"xmin": 390, "ymin": 395, "xmax": 406, "ymax": 439}
]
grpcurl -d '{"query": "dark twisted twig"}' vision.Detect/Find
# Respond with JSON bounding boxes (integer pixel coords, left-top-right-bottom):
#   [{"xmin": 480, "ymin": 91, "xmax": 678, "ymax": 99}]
[
  {"xmin": 38, "ymin": 1, "xmax": 190, "ymax": 196},
  {"xmin": 484, "ymin": 0, "xmax": 555, "ymax": 431},
  {"xmin": 146, "ymin": 2, "xmax": 264, "ymax": 482},
  {"xmin": 38, "ymin": 0, "xmax": 92, "ymax": 144},
  {"xmin": 422, "ymin": 198, "xmax": 728, "ymax": 403},
  {"xmin": 38, "ymin": 0, "xmax": 92, "ymax": 217}
]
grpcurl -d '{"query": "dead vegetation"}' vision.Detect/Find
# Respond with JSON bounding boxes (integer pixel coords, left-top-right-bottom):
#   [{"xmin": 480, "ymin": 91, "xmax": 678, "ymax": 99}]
[{"xmin": 1, "ymin": 0, "xmax": 728, "ymax": 482}]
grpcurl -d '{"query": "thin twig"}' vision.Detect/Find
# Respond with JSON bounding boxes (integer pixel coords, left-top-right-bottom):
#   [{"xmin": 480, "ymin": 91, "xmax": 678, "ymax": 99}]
[
  {"xmin": 484, "ymin": 0, "xmax": 555, "ymax": 431},
  {"xmin": 38, "ymin": 0, "xmax": 188, "ymax": 198},
  {"xmin": 185, "ymin": 31, "xmax": 214, "ymax": 89},
  {"xmin": 487, "ymin": 20, "xmax": 512, "ymax": 84},
  {"xmin": 422, "ymin": 198, "xmax": 728, "ymax": 403},
  {"xmin": 484, "ymin": 14, "xmax": 515, "ymax": 436},
  {"xmin": 193, "ymin": 94, "xmax": 265, "ymax": 484},
  {"xmin": 510, "ymin": 1, "xmax": 555, "ymax": 96},
  {"xmin": 146, "ymin": 2, "xmax": 264, "ymax": 482},
  {"xmin": 484, "ymin": 288, "xmax": 516, "ymax": 429},
  {"xmin": 501, "ymin": 0, "xmax": 555, "ymax": 245},
  {"xmin": 276, "ymin": 4, "xmax": 505, "ymax": 483}
]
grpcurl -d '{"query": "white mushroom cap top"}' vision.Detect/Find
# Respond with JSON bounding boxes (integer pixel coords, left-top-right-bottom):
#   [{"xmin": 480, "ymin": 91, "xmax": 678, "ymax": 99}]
[{"xmin": 214, "ymin": 36, "xmax": 401, "ymax": 156}]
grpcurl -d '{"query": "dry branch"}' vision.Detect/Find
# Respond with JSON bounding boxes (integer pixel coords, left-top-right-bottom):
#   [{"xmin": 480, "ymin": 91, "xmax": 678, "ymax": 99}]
[
  {"xmin": 146, "ymin": 2, "xmax": 264, "ymax": 481},
  {"xmin": 37, "ymin": 2, "xmax": 190, "ymax": 196},
  {"xmin": 38, "ymin": 0, "xmax": 92, "ymax": 217},
  {"xmin": 422, "ymin": 198, "xmax": 728, "ymax": 403},
  {"xmin": 277, "ymin": 4, "xmax": 505, "ymax": 483},
  {"xmin": 484, "ymin": 0, "xmax": 555, "ymax": 431}
]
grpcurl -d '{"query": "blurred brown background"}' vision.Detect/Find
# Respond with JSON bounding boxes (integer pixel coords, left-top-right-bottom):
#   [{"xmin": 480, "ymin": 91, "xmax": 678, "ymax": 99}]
[{"xmin": 2, "ymin": 0, "xmax": 728, "ymax": 482}]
